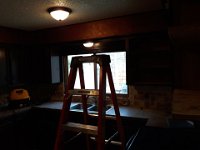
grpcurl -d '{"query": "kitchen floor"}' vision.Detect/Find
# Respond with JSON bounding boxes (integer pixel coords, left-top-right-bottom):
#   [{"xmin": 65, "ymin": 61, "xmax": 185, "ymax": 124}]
[
  {"xmin": 131, "ymin": 126, "xmax": 200, "ymax": 150},
  {"xmin": 26, "ymin": 127, "xmax": 200, "ymax": 150},
  {"xmin": 2, "ymin": 124, "xmax": 200, "ymax": 150}
]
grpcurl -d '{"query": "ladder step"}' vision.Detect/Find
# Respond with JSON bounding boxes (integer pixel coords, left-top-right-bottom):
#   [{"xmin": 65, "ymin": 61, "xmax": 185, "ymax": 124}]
[
  {"xmin": 63, "ymin": 122, "xmax": 98, "ymax": 136},
  {"xmin": 90, "ymin": 137, "xmax": 122, "ymax": 146},
  {"xmin": 69, "ymin": 89, "xmax": 99, "ymax": 96},
  {"xmin": 89, "ymin": 114, "xmax": 117, "ymax": 121}
]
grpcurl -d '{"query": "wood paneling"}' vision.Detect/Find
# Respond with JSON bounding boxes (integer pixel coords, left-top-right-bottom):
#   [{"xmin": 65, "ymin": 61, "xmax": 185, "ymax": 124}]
[
  {"xmin": 0, "ymin": 11, "xmax": 167, "ymax": 44},
  {"xmin": 0, "ymin": 27, "xmax": 30, "ymax": 44},
  {"xmin": 33, "ymin": 11, "xmax": 167, "ymax": 44}
]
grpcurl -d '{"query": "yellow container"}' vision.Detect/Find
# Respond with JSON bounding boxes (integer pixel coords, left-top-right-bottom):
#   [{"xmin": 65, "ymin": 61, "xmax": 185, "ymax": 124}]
[{"xmin": 9, "ymin": 89, "xmax": 30, "ymax": 101}]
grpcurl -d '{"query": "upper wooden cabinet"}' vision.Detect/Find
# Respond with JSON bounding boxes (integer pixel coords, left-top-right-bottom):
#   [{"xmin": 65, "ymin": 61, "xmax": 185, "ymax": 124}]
[
  {"xmin": 0, "ymin": 48, "xmax": 7, "ymax": 87},
  {"xmin": 7, "ymin": 46, "xmax": 62, "ymax": 85},
  {"xmin": 127, "ymin": 31, "xmax": 173, "ymax": 85}
]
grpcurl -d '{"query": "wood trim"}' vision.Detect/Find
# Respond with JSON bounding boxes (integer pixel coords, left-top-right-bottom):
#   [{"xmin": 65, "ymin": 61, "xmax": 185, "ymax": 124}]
[
  {"xmin": 33, "ymin": 11, "xmax": 168, "ymax": 44},
  {"xmin": 0, "ymin": 27, "xmax": 31, "ymax": 44},
  {"xmin": 0, "ymin": 11, "xmax": 167, "ymax": 44}
]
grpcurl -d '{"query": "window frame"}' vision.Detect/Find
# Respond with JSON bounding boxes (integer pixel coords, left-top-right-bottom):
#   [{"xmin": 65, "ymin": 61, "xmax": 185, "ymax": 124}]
[{"xmin": 66, "ymin": 51, "xmax": 128, "ymax": 96}]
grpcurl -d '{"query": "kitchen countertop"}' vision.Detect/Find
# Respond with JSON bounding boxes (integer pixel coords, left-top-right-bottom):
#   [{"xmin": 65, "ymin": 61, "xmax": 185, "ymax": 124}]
[
  {"xmin": 34, "ymin": 101, "xmax": 169, "ymax": 127},
  {"xmin": 0, "ymin": 101, "xmax": 169, "ymax": 150},
  {"xmin": 0, "ymin": 106, "xmax": 32, "ymax": 121},
  {"xmin": 0, "ymin": 101, "xmax": 169, "ymax": 127}
]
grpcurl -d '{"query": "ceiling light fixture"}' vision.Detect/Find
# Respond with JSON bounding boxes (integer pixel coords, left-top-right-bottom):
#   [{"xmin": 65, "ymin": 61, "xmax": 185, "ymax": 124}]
[
  {"xmin": 83, "ymin": 42, "xmax": 94, "ymax": 48},
  {"xmin": 48, "ymin": 7, "xmax": 72, "ymax": 21}
]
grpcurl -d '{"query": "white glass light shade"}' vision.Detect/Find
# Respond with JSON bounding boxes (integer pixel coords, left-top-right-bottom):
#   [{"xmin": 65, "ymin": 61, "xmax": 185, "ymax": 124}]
[
  {"xmin": 83, "ymin": 42, "xmax": 94, "ymax": 48},
  {"xmin": 50, "ymin": 10, "xmax": 69, "ymax": 21},
  {"xmin": 48, "ymin": 7, "xmax": 71, "ymax": 21}
]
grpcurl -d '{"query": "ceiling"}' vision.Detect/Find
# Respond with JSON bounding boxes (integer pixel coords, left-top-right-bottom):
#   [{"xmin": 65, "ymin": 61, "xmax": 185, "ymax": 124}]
[{"xmin": 0, "ymin": 0, "xmax": 164, "ymax": 31}]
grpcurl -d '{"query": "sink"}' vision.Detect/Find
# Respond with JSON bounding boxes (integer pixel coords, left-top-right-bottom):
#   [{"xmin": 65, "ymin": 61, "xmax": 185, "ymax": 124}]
[
  {"xmin": 70, "ymin": 103, "xmax": 93, "ymax": 111},
  {"xmin": 70, "ymin": 103, "xmax": 112, "ymax": 113},
  {"xmin": 88, "ymin": 105, "xmax": 112, "ymax": 112}
]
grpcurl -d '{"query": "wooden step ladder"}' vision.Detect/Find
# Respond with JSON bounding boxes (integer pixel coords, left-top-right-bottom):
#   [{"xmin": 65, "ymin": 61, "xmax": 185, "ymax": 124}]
[{"xmin": 54, "ymin": 54, "xmax": 125, "ymax": 150}]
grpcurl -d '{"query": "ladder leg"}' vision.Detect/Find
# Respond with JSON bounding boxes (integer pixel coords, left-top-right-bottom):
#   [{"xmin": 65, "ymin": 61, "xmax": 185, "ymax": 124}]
[
  {"xmin": 106, "ymin": 65, "xmax": 126, "ymax": 150},
  {"xmin": 97, "ymin": 65, "xmax": 107, "ymax": 150},
  {"xmin": 54, "ymin": 67, "xmax": 78, "ymax": 150},
  {"xmin": 78, "ymin": 64, "xmax": 91, "ymax": 150},
  {"xmin": 78, "ymin": 64, "xmax": 89, "ymax": 122}
]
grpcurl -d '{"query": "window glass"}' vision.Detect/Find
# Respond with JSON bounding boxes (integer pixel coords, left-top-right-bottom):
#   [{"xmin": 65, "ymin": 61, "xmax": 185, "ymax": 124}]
[
  {"xmin": 67, "ymin": 54, "xmax": 94, "ymax": 89},
  {"xmin": 67, "ymin": 52, "xmax": 127, "ymax": 94},
  {"xmin": 97, "ymin": 52, "xmax": 127, "ymax": 94}
]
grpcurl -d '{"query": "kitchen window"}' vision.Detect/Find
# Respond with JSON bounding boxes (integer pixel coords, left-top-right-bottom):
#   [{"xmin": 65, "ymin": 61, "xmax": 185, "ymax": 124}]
[{"xmin": 67, "ymin": 52, "xmax": 127, "ymax": 94}]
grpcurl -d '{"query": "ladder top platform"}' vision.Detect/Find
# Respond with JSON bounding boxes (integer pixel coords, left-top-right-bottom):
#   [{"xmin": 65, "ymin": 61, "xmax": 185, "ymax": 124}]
[
  {"xmin": 68, "ymin": 89, "xmax": 99, "ymax": 96},
  {"xmin": 71, "ymin": 55, "xmax": 111, "ymax": 67}
]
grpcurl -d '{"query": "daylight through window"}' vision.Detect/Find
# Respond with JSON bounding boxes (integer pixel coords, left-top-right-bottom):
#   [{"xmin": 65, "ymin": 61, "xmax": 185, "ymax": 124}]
[{"xmin": 67, "ymin": 52, "xmax": 127, "ymax": 94}]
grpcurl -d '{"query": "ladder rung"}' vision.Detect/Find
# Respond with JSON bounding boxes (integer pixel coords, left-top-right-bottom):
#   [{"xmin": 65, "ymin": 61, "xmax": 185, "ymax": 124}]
[
  {"xmin": 63, "ymin": 122, "xmax": 98, "ymax": 136},
  {"xmin": 68, "ymin": 89, "xmax": 99, "ymax": 96},
  {"xmin": 89, "ymin": 114, "xmax": 117, "ymax": 121},
  {"xmin": 90, "ymin": 136, "xmax": 122, "ymax": 146}
]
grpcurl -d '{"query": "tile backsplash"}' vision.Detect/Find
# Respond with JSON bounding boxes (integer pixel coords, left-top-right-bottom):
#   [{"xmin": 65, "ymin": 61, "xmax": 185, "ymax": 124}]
[
  {"xmin": 48, "ymin": 83, "xmax": 173, "ymax": 114},
  {"xmin": 128, "ymin": 85, "xmax": 173, "ymax": 113},
  {"xmin": 0, "ymin": 83, "xmax": 173, "ymax": 114}
]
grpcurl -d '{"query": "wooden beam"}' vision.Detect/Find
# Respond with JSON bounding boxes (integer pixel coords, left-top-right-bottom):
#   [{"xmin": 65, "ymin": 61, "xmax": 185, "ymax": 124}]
[
  {"xmin": 33, "ymin": 11, "xmax": 168, "ymax": 44},
  {"xmin": 0, "ymin": 11, "xmax": 168, "ymax": 44},
  {"xmin": 0, "ymin": 27, "xmax": 31, "ymax": 44}
]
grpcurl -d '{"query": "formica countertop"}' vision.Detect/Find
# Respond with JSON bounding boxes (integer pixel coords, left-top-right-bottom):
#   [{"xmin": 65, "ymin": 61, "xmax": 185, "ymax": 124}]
[
  {"xmin": 0, "ymin": 106, "xmax": 32, "ymax": 120},
  {"xmin": 33, "ymin": 101, "xmax": 170, "ymax": 127},
  {"xmin": 0, "ymin": 101, "xmax": 169, "ymax": 127}
]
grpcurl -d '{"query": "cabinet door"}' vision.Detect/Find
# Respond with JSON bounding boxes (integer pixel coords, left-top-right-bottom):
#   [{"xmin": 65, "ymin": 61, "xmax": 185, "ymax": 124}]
[
  {"xmin": 0, "ymin": 48, "xmax": 7, "ymax": 86},
  {"xmin": 8, "ymin": 47, "xmax": 62, "ymax": 85},
  {"xmin": 0, "ymin": 120, "xmax": 16, "ymax": 149},
  {"xmin": 8, "ymin": 47, "xmax": 30, "ymax": 85},
  {"xmin": 127, "ymin": 32, "xmax": 173, "ymax": 85}
]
